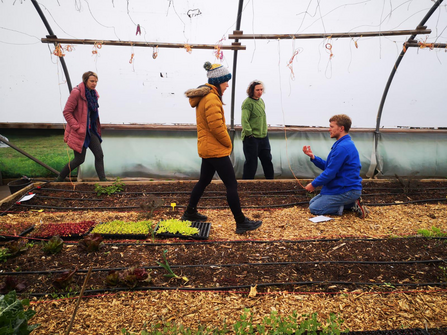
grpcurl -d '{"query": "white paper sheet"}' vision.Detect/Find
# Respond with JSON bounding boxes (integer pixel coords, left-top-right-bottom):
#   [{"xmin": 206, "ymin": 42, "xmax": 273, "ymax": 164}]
[{"xmin": 308, "ymin": 215, "xmax": 333, "ymax": 223}]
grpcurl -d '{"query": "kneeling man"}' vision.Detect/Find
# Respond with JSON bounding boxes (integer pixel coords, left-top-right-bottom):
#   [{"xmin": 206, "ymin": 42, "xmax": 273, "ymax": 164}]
[{"xmin": 302, "ymin": 114, "xmax": 367, "ymax": 218}]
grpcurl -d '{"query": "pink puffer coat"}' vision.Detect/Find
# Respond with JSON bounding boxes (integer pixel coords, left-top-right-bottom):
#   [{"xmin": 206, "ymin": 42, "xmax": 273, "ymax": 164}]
[{"xmin": 63, "ymin": 82, "xmax": 101, "ymax": 153}]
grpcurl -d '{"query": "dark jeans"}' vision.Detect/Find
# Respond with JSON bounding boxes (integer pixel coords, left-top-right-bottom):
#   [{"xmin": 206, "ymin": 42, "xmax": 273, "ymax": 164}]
[
  {"xmin": 242, "ymin": 136, "xmax": 274, "ymax": 179},
  {"xmin": 59, "ymin": 134, "xmax": 105, "ymax": 180},
  {"xmin": 188, "ymin": 156, "xmax": 243, "ymax": 219}
]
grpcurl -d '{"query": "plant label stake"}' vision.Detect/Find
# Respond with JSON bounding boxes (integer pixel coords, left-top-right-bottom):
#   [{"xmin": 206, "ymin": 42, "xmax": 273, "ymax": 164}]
[{"xmin": 171, "ymin": 203, "xmax": 176, "ymax": 211}]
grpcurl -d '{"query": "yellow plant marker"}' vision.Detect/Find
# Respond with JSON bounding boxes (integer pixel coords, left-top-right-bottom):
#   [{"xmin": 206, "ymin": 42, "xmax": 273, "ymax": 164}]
[{"xmin": 171, "ymin": 203, "xmax": 176, "ymax": 211}]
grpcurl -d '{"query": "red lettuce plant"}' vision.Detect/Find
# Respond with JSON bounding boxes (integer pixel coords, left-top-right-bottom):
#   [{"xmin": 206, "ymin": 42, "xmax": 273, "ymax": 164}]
[
  {"xmin": 0, "ymin": 276, "xmax": 28, "ymax": 294},
  {"xmin": 30, "ymin": 221, "xmax": 96, "ymax": 238},
  {"xmin": 77, "ymin": 233, "xmax": 104, "ymax": 253},
  {"xmin": 105, "ymin": 267, "xmax": 151, "ymax": 288},
  {"xmin": 52, "ymin": 267, "xmax": 77, "ymax": 290},
  {"xmin": 119, "ymin": 267, "xmax": 150, "ymax": 288},
  {"xmin": 5, "ymin": 239, "xmax": 29, "ymax": 258}
]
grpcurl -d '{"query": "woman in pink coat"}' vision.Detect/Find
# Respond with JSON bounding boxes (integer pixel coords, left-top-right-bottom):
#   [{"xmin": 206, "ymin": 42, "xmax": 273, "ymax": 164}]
[{"xmin": 55, "ymin": 71, "xmax": 106, "ymax": 181}]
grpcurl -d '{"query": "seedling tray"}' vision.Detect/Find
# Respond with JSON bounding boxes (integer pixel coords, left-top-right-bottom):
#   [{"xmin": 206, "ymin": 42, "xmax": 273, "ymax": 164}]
[
  {"xmin": 97, "ymin": 233, "xmax": 148, "ymax": 240},
  {"xmin": 154, "ymin": 221, "xmax": 211, "ymax": 240},
  {"xmin": 30, "ymin": 227, "xmax": 94, "ymax": 240},
  {"xmin": 0, "ymin": 225, "xmax": 34, "ymax": 241}
]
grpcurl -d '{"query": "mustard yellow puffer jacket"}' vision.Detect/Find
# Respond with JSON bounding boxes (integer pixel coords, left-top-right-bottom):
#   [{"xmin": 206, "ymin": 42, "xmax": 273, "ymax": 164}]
[{"xmin": 185, "ymin": 84, "xmax": 232, "ymax": 159}]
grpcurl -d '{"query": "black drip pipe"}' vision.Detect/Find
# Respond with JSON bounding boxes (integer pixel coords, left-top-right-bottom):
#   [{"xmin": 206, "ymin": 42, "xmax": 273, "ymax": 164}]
[
  {"xmin": 22, "ymin": 281, "xmax": 447, "ymax": 298},
  {"xmin": 2, "ymin": 258, "xmax": 445, "ymax": 276},
  {"xmin": 372, "ymin": 0, "xmax": 444, "ymax": 176},
  {"xmin": 31, "ymin": 0, "xmax": 72, "ymax": 93},
  {"xmin": 229, "ymin": 0, "xmax": 245, "ymax": 149}
]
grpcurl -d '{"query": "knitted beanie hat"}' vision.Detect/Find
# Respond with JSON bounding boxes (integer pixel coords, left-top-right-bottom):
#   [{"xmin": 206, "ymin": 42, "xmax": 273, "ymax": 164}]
[{"xmin": 204, "ymin": 61, "xmax": 231, "ymax": 85}]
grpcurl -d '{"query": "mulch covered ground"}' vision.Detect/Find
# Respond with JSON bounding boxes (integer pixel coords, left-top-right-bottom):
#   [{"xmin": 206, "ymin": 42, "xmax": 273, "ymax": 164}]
[{"xmin": 1, "ymin": 179, "xmax": 447, "ymax": 334}]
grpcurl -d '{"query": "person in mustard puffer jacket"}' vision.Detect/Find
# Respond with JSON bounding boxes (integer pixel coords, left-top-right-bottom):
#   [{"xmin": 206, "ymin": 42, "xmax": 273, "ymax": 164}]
[
  {"xmin": 181, "ymin": 62, "xmax": 262, "ymax": 234},
  {"xmin": 55, "ymin": 71, "xmax": 107, "ymax": 182}
]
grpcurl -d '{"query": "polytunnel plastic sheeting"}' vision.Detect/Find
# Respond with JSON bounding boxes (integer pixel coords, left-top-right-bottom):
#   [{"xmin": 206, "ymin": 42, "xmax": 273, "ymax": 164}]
[
  {"xmin": 77, "ymin": 129, "xmax": 365, "ymax": 180},
  {"xmin": 376, "ymin": 132, "xmax": 447, "ymax": 178},
  {"xmin": 77, "ymin": 129, "xmax": 446, "ymax": 180}
]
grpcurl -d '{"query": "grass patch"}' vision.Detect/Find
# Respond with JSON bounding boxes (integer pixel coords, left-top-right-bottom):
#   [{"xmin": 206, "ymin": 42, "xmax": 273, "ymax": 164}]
[{"xmin": 0, "ymin": 129, "xmax": 75, "ymax": 178}]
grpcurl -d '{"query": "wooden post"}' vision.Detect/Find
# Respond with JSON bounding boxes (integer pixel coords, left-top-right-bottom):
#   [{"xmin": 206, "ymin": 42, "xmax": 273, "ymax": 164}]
[{"xmin": 65, "ymin": 266, "xmax": 93, "ymax": 335}]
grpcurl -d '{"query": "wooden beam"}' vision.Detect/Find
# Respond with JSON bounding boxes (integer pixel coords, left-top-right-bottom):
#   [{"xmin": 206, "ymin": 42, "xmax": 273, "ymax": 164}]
[
  {"xmin": 405, "ymin": 40, "xmax": 447, "ymax": 49},
  {"xmin": 41, "ymin": 38, "xmax": 246, "ymax": 51},
  {"xmin": 228, "ymin": 29, "xmax": 431, "ymax": 40}
]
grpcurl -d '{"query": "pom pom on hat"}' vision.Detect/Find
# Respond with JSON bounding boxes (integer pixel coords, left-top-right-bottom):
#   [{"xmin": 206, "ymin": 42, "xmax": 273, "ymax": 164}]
[{"xmin": 204, "ymin": 61, "xmax": 231, "ymax": 85}]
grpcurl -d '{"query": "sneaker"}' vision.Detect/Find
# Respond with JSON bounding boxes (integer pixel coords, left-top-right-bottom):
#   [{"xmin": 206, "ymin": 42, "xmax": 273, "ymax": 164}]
[
  {"xmin": 352, "ymin": 198, "xmax": 368, "ymax": 219},
  {"xmin": 181, "ymin": 210, "xmax": 208, "ymax": 222},
  {"xmin": 54, "ymin": 176, "xmax": 64, "ymax": 182},
  {"xmin": 235, "ymin": 218, "xmax": 262, "ymax": 234}
]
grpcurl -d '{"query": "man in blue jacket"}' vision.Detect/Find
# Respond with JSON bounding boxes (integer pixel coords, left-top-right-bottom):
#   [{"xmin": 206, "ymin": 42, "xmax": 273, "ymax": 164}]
[{"xmin": 302, "ymin": 114, "xmax": 367, "ymax": 218}]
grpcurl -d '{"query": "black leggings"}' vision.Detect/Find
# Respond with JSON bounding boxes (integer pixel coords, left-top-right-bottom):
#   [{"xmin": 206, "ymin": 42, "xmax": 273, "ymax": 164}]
[
  {"xmin": 188, "ymin": 156, "xmax": 243, "ymax": 219},
  {"xmin": 59, "ymin": 134, "xmax": 105, "ymax": 180}
]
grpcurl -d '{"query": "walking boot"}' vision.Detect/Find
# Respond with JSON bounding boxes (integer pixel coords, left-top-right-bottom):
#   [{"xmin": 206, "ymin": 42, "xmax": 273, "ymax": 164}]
[
  {"xmin": 235, "ymin": 216, "xmax": 262, "ymax": 234},
  {"xmin": 181, "ymin": 206, "xmax": 207, "ymax": 222}
]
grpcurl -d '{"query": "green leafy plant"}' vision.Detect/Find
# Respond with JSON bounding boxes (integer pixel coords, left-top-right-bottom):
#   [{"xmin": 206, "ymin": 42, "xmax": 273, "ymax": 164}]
[
  {"xmin": 0, "ymin": 248, "xmax": 9, "ymax": 263},
  {"xmin": 156, "ymin": 249, "xmax": 188, "ymax": 282},
  {"xmin": 120, "ymin": 310, "xmax": 347, "ymax": 334},
  {"xmin": 439, "ymin": 266, "xmax": 447, "ymax": 282},
  {"xmin": 91, "ymin": 220, "xmax": 153, "ymax": 235},
  {"xmin": 0, "ymin": 291, "xmax": 40, "ymax": 334},
  {"xmin": 41, "ymin": 236, "xmax": 64, "ymax": 254},
  {"xmin": 78, "ymin": 233, "xmax": 104, "ymax": 252},
  {"xmin": 417, "ymin": 226, "xmax": 447, "ymax": 238},
  {"xmin": 95, "ymin": 177, "xmax": 125, "ymax": 196},
  {"xmin": 156, "ymin": 219, "xmax": 199, "ymax": 236}
]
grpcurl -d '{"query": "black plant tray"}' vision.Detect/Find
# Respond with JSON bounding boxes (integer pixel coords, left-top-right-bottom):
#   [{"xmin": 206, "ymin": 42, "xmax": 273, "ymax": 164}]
[
  {"xmin": 0, "ymin": 225, "xmax": 34, "ymax": 241},
  {"xmin": 154, "ymin": 221, "xmax": 211, "ymax": 240},
  {"xmin": 96, "ymin": 233, "xmax": 148, "ymax": 240}
]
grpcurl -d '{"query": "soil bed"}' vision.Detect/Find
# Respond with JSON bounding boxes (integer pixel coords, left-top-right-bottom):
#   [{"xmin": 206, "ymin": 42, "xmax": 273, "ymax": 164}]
[
  {"xmin": 2, "ymin": 237, "xmax": 446, "ymax": 296},
  {"xmin": 1, "ymin": 179, "xmax": 447, "ymax": 333},
  {"xmin": 1, "ymin": 179, "xmax": 446, "ymax": 212}
]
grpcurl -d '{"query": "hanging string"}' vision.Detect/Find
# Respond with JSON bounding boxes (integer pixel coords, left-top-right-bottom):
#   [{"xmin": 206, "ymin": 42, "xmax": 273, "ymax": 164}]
[
  {"xmin": 152, "ymin": 46, "xmax": 158, "ymax": 59},
  {"xmin": 277, "ymin": 39, "xmax": 305, "ymax": 189}
]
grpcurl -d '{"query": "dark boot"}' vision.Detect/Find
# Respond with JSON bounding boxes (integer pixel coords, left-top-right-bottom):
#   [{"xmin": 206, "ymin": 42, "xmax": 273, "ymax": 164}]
[
  {"xmin": 181, "ymin": 206, "xmax": 207, "ymax": 222},
  {"xmin": 235, "ymin": 216, "xmax": 262, "ymax": 234}
]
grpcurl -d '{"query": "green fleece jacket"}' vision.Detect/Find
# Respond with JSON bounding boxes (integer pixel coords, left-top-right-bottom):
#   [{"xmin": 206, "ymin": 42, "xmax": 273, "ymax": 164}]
[{"xmin": 241, "ymin": 97, "xmax": 268, "ymax": 141}]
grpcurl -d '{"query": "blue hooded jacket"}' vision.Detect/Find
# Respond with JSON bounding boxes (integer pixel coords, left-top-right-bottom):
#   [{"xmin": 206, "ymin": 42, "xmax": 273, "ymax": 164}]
[{"xmin": 310, "ymin": 134, "xmax": 362, "ymax": 195}]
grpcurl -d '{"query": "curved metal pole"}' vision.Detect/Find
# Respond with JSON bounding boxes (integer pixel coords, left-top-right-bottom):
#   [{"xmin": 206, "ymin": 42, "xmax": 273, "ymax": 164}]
[
  {"xmin": 229, "ymin": 0, "xmax": 244, "ymax": 150},
  {"xmin": 367, "ymin": 0, "xmax": 443, "ymax": 177},
  {"xmin": 31, "ymin": 0, "xmax": 72, "ymax": 93}
]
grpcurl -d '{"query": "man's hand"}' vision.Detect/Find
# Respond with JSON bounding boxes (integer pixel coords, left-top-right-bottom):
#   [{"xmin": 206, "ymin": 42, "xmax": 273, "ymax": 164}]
[
  {"xmin": 304, "ymin": 183, "xmax": 315, "ymax": 192},
  {"xmin": 302, "ymin": 146, "xmax": 315, "ymax": 160}
]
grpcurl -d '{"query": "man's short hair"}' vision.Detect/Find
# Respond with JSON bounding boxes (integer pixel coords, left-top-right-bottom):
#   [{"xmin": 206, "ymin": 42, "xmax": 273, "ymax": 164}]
[
  {"xmin": 329, "ymin": 114, "xmax": 352, "ymax": 133},
  {"xmin": 246, "ymin": 80, "xmax": 264, "ymax": 98}
]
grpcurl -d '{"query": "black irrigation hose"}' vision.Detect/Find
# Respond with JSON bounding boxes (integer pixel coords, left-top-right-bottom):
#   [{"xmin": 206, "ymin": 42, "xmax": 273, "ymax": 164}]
[
  {"xmin": 368, "ymin": 198, "xmax": 447, "ymax": 206},
  {"xmin": 14, "ymin": 201, "xmax": 311, "ymax": 210},
  {"xmin": 12, "ymin": 197, "xmax": 445, "ymax": 211},
  {"xmin": 23, "ymin": 281, "xmax": 447, "ymax": 298},
  {"xmin": 2, "ymin": 258, "xmax": 446, "ymax": 276}
]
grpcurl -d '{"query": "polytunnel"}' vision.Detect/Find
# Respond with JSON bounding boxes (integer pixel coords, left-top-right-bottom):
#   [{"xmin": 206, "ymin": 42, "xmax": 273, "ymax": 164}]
[{"xmin": 0, "ymin": 0, "xmax": 446, "ymax": 180}]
